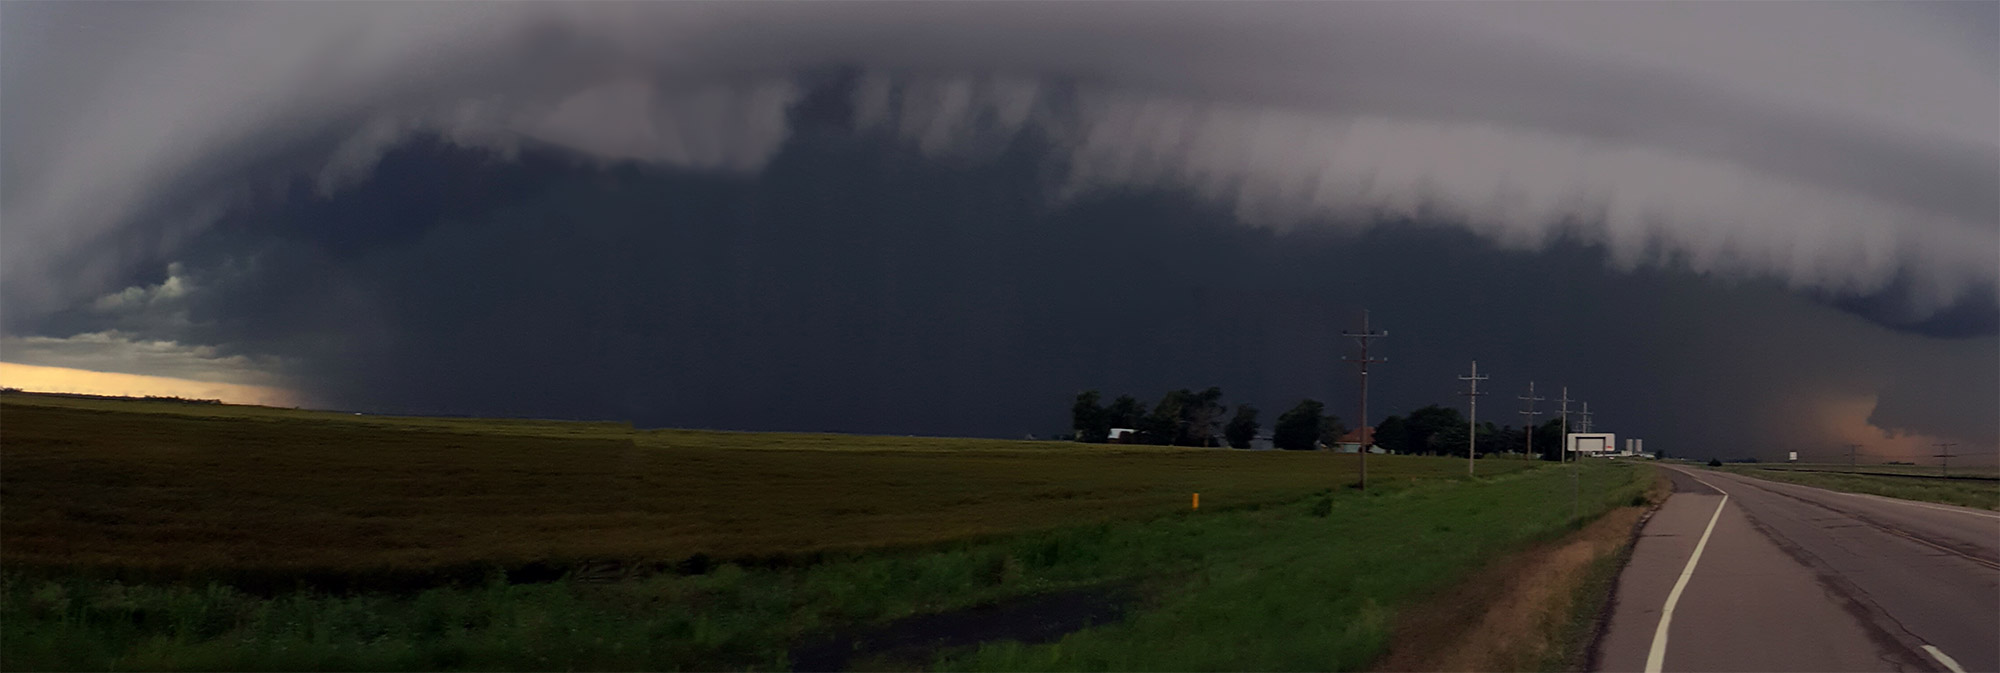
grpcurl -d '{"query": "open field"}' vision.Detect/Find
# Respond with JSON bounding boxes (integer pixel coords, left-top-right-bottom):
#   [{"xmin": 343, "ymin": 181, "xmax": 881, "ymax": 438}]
[
  {"xmin": 1709, "ymin": 463, "xmax": 2000, "ymax": 510},
  {"xmin": 2, "ymin": 393, "xmax": 1531, "ymax": 584},
  {"xmin": 0, "ymin": 393, "xmax": 1643, "ymax": 670},
  {"xmin": 3, "ymin": 466, "xmax": 1649, "ymax": 671}
]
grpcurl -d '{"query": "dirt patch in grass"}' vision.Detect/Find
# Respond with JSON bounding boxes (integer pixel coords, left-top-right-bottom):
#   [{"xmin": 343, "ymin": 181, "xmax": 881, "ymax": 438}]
[
  {"xmin": 1374, "ymin": 470, "xmax": 1668, "ymax": 672},
  {"xmin": 787, "ymin": 585, "xmax": 1134, "ymax": 671}
]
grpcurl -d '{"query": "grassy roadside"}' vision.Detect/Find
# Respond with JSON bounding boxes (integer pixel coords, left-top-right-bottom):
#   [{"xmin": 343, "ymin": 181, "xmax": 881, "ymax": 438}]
[
  {"xmin": 1709, "ymin": 465, "xmax": 1999, "ymax": 511},
  {"xmin": 3, "ymin": 463, "xmax": 1648, "ymax": 671},
  {"xmin": 1539, "ymin": 470, "xmax": 1669, "ymax": 672},
  {"xmin": 1372, "ymin": 467, "xmax": 1667, "ymax": 672},
  {"xmin": 932, "ymin": 463, "xmax": 1649, "ymax": 671}
]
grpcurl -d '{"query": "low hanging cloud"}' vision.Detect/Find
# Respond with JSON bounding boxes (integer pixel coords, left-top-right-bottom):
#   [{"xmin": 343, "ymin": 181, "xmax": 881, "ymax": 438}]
[
  {"xmin": 0, "ymin": 330, "xmax": 292, "ymax": 392},
  {"xmin": 2, "ymin": 2, "xmax": 1994, "ymax": 332}
]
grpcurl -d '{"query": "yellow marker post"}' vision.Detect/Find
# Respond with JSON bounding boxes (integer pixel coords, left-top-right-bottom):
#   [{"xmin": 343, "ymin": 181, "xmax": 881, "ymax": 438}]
[{"xmin": 1192, "ymin": 492, "xmax": 1200, "ymax": 510}]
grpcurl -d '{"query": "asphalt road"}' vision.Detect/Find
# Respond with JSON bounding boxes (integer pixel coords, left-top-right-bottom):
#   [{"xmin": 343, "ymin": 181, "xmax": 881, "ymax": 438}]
[{"xmin": 1595, "ymin": 466, "xmax": 2000, "ymax": 672}]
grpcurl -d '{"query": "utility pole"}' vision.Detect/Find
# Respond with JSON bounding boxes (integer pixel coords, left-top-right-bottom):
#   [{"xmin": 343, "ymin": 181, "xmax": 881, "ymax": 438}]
[
  {"xmin": 1556, "ymin": 386, "xmax": 1577, "ymax": 520},
  {"xmin": 1557, "ymin": 387, "xmax": 1574, "ymax": 462},
  {"xmin": 1577, "ymin": 402, "xmax": 1594, "ymax": 435},
  {"xmin": 1342, "ymin": 310, "xmax": 1388, "ymax": 491},
  {"xmin": 1518, "ymin": 382, "xmax": 1544, "ymax": 460},
  {"xmin": 1846, "ymin": 443, "xmax": 1862, "ymax": 469},
  {"xmin": 1459, "ymin": 360, "xmax": 1489, "ymax": 476},
  {"xmin": 1933, "ymin": 442, "xmax": 1958, "ymax": 478}
]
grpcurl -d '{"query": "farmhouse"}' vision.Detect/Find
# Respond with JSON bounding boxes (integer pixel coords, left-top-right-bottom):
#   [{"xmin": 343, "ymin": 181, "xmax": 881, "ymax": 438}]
[{"xmin": 1333, "ymin": 428, "xmax": 1384, "ymax": 453}]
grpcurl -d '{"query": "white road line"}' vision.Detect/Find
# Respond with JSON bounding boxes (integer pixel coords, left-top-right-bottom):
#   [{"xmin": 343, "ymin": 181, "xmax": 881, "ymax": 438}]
[
  {"xmin": 1922, "ymin": 645, "xmax": 1968, "ymax": 673},
  {"xmin": 1645, "ymin": 487, "xmax": 1730, "ymax": 673},
  {"xmin": 1675, "ymin": 468, "xmax": 1730, "ymax": 496}
]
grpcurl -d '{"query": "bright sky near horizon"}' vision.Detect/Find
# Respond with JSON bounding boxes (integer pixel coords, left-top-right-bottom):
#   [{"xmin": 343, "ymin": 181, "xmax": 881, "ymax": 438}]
[{"xmin": 0, "ymin": 362, "xmax": 298, "ymax": 407}]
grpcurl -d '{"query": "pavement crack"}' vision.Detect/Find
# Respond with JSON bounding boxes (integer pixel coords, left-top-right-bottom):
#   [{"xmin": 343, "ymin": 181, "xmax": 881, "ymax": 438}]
[{"xmin": 1699, "ymin": 472, "xmax": 1960, "ymax": 673}]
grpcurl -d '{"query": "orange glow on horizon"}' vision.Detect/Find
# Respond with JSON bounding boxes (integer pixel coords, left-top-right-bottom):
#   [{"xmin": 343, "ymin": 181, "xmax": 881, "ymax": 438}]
[
  {"xmin": 0, "ymin": 362, "xmax": 298, "ymax": 407},
  {"xmin": 1815, "ymin": 393, "xmax": 1992, "ymax": 466}
]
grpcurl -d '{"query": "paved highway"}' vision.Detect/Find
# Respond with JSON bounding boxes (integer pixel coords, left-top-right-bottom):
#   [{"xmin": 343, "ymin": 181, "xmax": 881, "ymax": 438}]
[{"xmin": 1595, "ymin": 466, "xmax": 1999, "ymax": 672}]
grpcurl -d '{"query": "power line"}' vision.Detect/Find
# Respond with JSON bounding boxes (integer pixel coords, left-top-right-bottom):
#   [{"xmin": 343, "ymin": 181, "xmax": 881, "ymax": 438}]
[
  {"xmin": 1341, "ymin": 309, "xmax": 1387, "ymax": 491},
  {"xmin": 1934, "ymin": 442, "xmax": 1959, "ymax": 478},
  {"xmin": 1518, "ymin": 381, "xmax": 1544, "ymax": 459},
  {"xmin": 1459, "ymin": 360, "xmax": 1489, "ymax": 476},
  {"xmin": 1576, "ymin": 402, "xmax": 1595, "ymax": 435}
]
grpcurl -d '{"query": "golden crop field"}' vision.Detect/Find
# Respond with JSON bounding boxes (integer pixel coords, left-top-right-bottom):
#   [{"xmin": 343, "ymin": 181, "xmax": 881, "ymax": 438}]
[{"xmin": 0, "ymin": 393, "xmax": 1529, "ymax": 581}]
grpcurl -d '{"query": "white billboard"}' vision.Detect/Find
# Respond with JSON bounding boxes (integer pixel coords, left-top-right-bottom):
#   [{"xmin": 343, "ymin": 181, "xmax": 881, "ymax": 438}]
[{"xmin": 1568, "ymin": 433, "xmax": 1617, "ymax": 456}]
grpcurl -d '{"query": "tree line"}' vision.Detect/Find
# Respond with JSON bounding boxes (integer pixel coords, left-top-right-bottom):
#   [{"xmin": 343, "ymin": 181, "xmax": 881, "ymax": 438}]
[
  {"xmin": 1372, "ymin": 405, "xmax": 1570, "ymax": 460},
  {"xmin": 1072, "ymin": 391, "xmax": 1575, "ymax": 458},
  {"xmin": 1070, "ymin": 389, "xmax": 1350, "ymax": 450}
]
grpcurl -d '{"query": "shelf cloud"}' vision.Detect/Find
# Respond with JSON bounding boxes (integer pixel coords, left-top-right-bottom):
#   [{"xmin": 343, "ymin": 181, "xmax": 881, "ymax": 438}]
[
  {"xmin": 1, "ymin": 2, "xmax": 1993, "ymax": 459},
  {"xmin": 4, "ymin": 2, "xmax": 1993, "ymax": 328}
]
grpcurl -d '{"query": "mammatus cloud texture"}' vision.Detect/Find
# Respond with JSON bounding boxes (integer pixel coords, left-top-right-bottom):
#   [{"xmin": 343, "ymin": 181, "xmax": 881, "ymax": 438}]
[{"xmin": 1, "ymin": 2, "xmax": 1994, "ymax": 460}]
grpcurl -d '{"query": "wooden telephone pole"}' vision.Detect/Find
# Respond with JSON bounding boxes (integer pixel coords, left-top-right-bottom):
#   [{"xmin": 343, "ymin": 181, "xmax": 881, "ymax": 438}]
[
  {"xmin": 1342, "ymin": 310, "xmax": 1387, "ymax": 491},
  {"xmin": 1459, "ymin": 360, "xmax": 1489, "ymax": 476}
]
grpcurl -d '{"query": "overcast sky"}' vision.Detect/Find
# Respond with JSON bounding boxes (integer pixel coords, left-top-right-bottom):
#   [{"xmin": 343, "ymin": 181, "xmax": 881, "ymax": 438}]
[{"xmin": 1, "ymin": 1, "xmax": 1993, "ymax": 462}]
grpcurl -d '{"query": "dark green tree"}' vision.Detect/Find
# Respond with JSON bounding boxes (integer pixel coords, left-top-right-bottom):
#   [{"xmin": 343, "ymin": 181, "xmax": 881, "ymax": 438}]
[
  {"xmin": 1070, "ymin": 390, "xmax": 1110, "ymax": 444},
  {"xmin": 1225, "ymin": 405, "xmax": 1260, "ymax": 449},
  {"xmin": 1404, "ymin": 405, "xmax": 1466, "ymax": 455},
  {"xmin": 1432, "ymin": 422, "xmax": 1468, "ymax": 455},
  {"xmin": 1374, "ymin": 415, "xmax": 1410, "ymax": 454},
  {"xmin": 1534, "ymin": 418, "xmax": 1569, "ymax": 461},
  {"xmin": 1318, "ymin": 413, "xmax": 1349, "ymax": 448},
  {"xmin": 1142, "ymin": 389, "xmax": 1192, "ymax": 445},
  {"xmin": 1472, "ymin": 421, "xmax": 1503, "ymax": 457},
  {"xmin": 1106, "ymin": 395, "xmax": 1147, "ymax": 430},
  {"xmin": 1273, "ymin": 399, "xmax": 1326, "ymax": 451},
  {"xmin": 1435, "ymin": 421, "xmax": 1501, "ymax": 457},
  {"xmin": 1185, "ymin": 386, "xmax": 1228, "ymax": 447},
  {"xmin": 1491, "ymin": 425, "xmax": 1526, "ymax": 456}
]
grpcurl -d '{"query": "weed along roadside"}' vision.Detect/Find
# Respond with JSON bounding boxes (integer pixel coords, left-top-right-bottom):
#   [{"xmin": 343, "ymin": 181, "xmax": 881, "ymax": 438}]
[
  {"xmin": 1, "ymin": 394, "xmax": 1648, "ymax": 671},
  {"xmin": 928, "ymin": 463, "xmax": 1651, "ymax": 671},
  {"xmin": 1375, "ymin": 467, "xmax": 1670, "ymax": 672}
]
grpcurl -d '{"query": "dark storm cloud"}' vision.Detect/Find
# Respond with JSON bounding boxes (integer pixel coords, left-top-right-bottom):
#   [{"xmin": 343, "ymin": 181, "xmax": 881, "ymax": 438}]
[
  {"xmin": 2, "ymin": 2, "xmax": 1995, "ymax": 327},
  {"xmin": 2, "ymin": 2, "xmax": 1995, "ymax": 460},
  {"xmin": 116, "ymin": 116, "xmax": 1997, "ymax": 461}
]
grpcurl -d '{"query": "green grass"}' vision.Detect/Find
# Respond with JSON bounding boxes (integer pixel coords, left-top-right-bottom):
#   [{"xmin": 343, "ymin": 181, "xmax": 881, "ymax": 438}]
[
  {"xmin": 2, "ymin": 464, "xmax": 1648, "ymax": 671},
  {"xmin": 1709, "ymin": 464, "xmax": 1999, "ymax": 511},
  {"xmin": 1539, "ymin": 517, "xmax": 1640, "ymax": 672},
  {"xmin": 1743, "ymin": 461, "xmax": 1999, "ymax": 479},
  {"xmin": 0, "ymin": 392, "xmax": 1645, "ymax": 670},
  {"xmin": 933, "ymin": 463, "xmax": 1648, "ymax": 671},
  {"xmin": 1, "ymin": 393, "xmax": 1527, "ymax": 583}
]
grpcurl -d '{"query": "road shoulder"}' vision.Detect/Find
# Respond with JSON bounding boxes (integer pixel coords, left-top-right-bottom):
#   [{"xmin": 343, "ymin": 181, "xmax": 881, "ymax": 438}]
[{"xmin": 1593, "ymin": 468, "xmax": 1930, "ymax": 672}]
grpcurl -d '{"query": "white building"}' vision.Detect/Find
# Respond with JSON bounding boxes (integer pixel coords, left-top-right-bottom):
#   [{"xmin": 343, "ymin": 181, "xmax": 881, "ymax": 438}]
[{"xmin": 1570, "ymin": 433, "xmax": 1656, "ymax": 459}]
